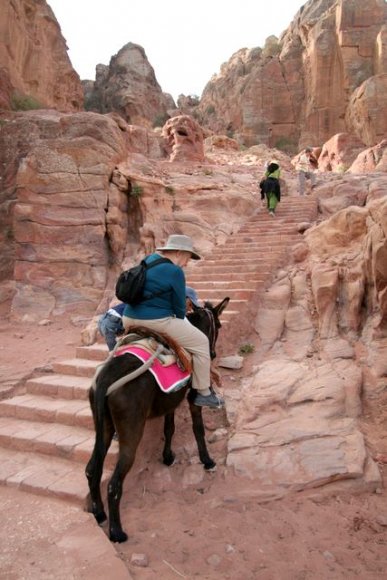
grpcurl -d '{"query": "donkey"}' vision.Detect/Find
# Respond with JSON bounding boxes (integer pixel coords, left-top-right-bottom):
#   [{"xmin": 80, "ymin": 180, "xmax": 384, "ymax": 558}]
[{"xmin": 85, "ymin": 297, "xmax": 229, "ymax": 543}]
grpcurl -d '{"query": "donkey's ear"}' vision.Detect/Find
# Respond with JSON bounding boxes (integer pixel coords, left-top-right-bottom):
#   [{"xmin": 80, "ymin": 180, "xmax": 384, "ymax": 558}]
[{"xmin": 214, "ymin": 297, "xmax": 230, "ymax": 318}]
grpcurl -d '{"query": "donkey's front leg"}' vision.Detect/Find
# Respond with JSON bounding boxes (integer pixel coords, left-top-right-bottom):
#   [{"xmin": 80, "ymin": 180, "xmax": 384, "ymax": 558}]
[
  {"xmin": 162, "ymin": 412, "xmax": 176, "ymax": 466},
  {"xmin": 188, "ymin": 402, "xmax": 216, "ymax": 470}
]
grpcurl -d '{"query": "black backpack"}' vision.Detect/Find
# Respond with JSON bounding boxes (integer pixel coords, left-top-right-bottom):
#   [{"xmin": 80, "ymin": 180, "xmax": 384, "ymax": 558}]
[{"xmin": 115, "ymin": 257, "xmax": 171, "ymax": 305}]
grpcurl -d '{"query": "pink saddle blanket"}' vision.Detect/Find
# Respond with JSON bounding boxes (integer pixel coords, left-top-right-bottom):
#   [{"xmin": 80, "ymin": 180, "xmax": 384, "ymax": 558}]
[{"xmin": 114, "ymin": 344, "xmax": 191, "ymax": 393}]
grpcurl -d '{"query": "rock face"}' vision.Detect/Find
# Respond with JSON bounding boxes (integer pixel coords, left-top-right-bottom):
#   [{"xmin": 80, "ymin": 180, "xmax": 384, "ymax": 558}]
[
  {"xmin": 0, "ymin": 110, "xmax": 129, "ymax": 320},
  {"xmin": 0, "ymin": 110, "xmax": 263, "ymax": 321},
  {"xmin": 348, "ymin": 139, "xmax": 387, "ymax": 173},
  {"xmin": 346, "ymin": 74, "xmax": 387, "ymax": 146},
  {"xmin": 83, "ymin": 43, "xmax": 174, "ymax": 127},
  {"xmin": 227, "ymin": 189, "xmax": 387, "ymax": 496},
  {"xmin": 0, "ymin": 0, "xmax": 83, "ymax": 111},
  {"xmin": 318, "ymin": 133, "xmax": 366, "ymax": 172},
  {"xmin": 198, "ymin": 0, "xmax": 387, "ymax": 149}
]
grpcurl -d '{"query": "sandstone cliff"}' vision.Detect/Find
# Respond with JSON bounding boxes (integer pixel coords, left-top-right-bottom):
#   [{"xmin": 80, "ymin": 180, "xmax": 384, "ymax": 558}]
[
  {"xmin": 83, "ymin": 43, "xmax": 175, "ymax": 128},
  {"xmin": 0, "ymin": 0, "xmax": 83, "ymax": 111},
  {"xmin": 197, "ymin": 0, "xmax": 387, "ymax": 150}
]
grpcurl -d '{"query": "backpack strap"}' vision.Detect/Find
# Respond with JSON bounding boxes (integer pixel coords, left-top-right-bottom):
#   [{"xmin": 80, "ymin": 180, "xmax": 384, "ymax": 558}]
[
  {"xmin": 142, "ymin": 257, "xmax": 173, "ymax": 302},
  {"xmin": 144, "ymin": 257, "xmax": 171, "ymax": 270}
]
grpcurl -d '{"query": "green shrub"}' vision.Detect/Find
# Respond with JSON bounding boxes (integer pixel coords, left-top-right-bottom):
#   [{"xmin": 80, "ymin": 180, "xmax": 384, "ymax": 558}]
[
  {"xmin": 165, "ymin": 185, "xmax": 175, "ymax": 195},
  {"xmin": 11, "ymin": 93, "xmax": 42, "ymax": 111},
  {"xmin": 130, "ymin": 183, "xmax": 143, "ymax": 198},
  {"xmin": 239, "ymin": 343, "xmax": 255, "ymax": 355},
  {"xmin": 206, "ymin": 105, "xmax": 216, "ymax": 115}
]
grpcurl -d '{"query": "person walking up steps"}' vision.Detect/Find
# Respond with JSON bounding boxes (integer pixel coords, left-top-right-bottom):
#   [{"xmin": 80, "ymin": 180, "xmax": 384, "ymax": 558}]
[
  {"xmin": 260, "ymin": 162, "xmax": 281, "ymax": 217},
  {"xmin": 294, "ymin": 147, "xmax": 318, "ymax": 196}
]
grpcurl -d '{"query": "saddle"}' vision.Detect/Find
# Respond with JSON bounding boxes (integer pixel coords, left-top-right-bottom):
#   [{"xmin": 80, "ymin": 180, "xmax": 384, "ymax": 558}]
[{"xmin": 113, "ymin": 325, "xmax": 192, "ymax": 393}]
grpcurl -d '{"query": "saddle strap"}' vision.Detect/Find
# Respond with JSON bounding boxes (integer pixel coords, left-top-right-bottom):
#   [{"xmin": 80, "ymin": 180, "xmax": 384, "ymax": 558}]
[{"xmin": 105, "ymin": 344, "xmax": 164, "ymax": 397}]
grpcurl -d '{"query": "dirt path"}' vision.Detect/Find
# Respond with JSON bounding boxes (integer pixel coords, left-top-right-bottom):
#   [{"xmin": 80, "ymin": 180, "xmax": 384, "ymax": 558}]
[{"xmin": 1, "ymin": 320, "xmax": 387, "ymax": 579}]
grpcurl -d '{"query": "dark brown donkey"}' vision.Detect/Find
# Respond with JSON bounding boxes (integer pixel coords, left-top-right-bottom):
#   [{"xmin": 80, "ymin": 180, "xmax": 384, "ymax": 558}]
[{"xmin": 85, "ymin": 297, "xmax": 229, "ymax": 543}]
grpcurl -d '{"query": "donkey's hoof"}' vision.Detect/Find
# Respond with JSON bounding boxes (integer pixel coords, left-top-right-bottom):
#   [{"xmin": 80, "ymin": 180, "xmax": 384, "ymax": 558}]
[
  {"xmin": 204, "ymin": 460, "xmax": 217, "ymax": 471},
  {"xmin": 163, "ymin": 453, "xmax": 176, "ymax": 467},
  {"xmin": 95, "ymin": 510, "xmax": 107, "ymax": 524},
  {"xmin": 110, "ymin": 529, "xmax": 128, "ymax": 543}
]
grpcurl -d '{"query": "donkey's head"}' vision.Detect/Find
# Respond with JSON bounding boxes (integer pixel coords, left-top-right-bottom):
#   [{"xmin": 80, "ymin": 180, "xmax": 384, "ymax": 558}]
[{"xmin": 187, "ymin": 297, "xmax": 230, "ymax": 359}]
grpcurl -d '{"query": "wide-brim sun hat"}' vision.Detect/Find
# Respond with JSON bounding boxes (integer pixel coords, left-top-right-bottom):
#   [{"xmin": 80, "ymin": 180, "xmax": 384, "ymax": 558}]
[
  {"xmin": 156, "ymin": 234, "xmax": 202, "ymax": 260},
  {"xmin": 185, "ymin": 286, "xmax": 201, "ymax": 307}
]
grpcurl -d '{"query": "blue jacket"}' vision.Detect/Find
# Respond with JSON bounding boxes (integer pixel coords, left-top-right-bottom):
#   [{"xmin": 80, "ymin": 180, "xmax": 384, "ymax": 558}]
[{"xmin": 123, "ymin": 253, "xmax": 186, "ymax": 320}]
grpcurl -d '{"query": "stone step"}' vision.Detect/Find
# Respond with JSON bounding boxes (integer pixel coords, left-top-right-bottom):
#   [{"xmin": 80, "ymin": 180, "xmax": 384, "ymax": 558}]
[
  {"xmin": 26, "ymin": 374, "xmax": 92, "ymax": 400},
  {"xmin": 218, "ymin": 298, "xmax": 247, "ymax": 307},
  {"xmin": 224, "ymin": 235, "xmax": 301, "ymax": 245},
  {"xmin": 241, "ymin": 222, "xmax": 299, "ymax": 229},
  {"xmin": 0, "ymin": 416, "xmax": 118, "ymax": 467},
  {"xmin": 209, "ymin": 247, "xmax": 284, "ymax": 255},
  {"xmin": 230, "ymin": 228, "xmax": 301, "ymax": 235},
  {"xmin": 241, "ymin": 233, "xmax": 300, "ymax": 240},
  {"xmin": 0, "ymin": 447, "xmax": 108, "ymax": 504},
  {"xmin": 250, "ymin": 210, "xmax": 314, "ymax": 218},
  {"xmin": 54, "ymin": 359, "xmax": 100, "ymax": 379},
  {"xmin": 192, "ymin": 264, "xmax": 276, "ymax": 274},
  {"xmin": 187, "ymin": 280, "xmax": 258, "ymax": 290},
  {"xmin": 0, "ymin": 393, "xmax": 93, "ymax": 429},
  {"xmin": 187, "ymin": 272, "xmax": 268, "ymax": 282},
  {"xmin": 219, "ymin": 310, "xmax": 240, "ymax": 321},
  {"xmin": 202, "ymin": 258, "xmax": 282, "ymax": 267},
  {"xmin": 197, "ymin": 289, "xmax": 255, "ymax": 300},
  {"xmin": 76, "ymin": 343, "xmax": 109, "ymax": 362}
]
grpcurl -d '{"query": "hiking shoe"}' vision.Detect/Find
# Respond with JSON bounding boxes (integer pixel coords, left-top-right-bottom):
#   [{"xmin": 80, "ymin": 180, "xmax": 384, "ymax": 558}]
[
  {"xmin": 194, "ymin": 392, "xmax": 225, "ymax": 409},
  {"xmin": 269, "ymin": 211, "xmax": 275, "ymax": 217}
]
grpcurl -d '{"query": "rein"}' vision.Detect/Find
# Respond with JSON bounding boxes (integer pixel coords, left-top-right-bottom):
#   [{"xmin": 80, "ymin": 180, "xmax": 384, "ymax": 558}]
[{"xmin": 203, "ymin": 308, "xmax": 217, "ymax": 360}]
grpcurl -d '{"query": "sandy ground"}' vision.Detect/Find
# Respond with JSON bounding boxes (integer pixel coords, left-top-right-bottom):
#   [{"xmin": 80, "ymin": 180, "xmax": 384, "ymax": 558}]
[{"xmin": 1, "ymin": 319, "xmax": 387, "ymax": 579}]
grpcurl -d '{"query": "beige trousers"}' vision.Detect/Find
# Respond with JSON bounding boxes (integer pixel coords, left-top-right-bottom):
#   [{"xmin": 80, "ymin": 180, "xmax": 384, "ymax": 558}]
[{"xmin": 122, "ymin": 316, "xmax": 211, "ymax": 396}]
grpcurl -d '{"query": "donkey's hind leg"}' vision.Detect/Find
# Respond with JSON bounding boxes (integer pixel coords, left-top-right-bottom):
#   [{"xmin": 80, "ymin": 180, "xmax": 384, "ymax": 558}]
[
  {"xmin": 162, "ymin": 412, "xmax": 176, "ymax": 466},
  {"xmin": 85, "ymin": 400, "xmax": 115, "ymax": 524}
]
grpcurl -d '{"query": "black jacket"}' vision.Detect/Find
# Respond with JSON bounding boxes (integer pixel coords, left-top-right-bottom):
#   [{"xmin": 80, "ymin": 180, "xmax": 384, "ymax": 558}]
[{"xmin": 260, "ymin": 176, "xmax": 281, "ymax": 201}]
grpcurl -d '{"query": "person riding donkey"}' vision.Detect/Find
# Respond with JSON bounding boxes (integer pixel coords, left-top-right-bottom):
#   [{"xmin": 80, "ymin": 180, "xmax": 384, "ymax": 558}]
[
  {"xmin": 98, "ymin": 286, "xmax": 201, "ymax": 352},
  {"xmin": 260, "ymin": 161, "xmax": 281, "ymax": 217},
  {"xmin": 122, "ymin": 234, "xmax": 224, "ymax": 409}
]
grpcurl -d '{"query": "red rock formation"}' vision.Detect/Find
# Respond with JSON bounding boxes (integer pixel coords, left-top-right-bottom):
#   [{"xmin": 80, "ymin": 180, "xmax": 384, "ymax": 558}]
[
  {"xmin": 0, "ymin": 0, "xmax": 83, "ymax": 111},
  {"xmin": 0, "ymin": 110, "xmax": 129, "ymax": 320},
  {"xmin": 162, "ymin": 115, "xmax": 205, "ymax": 162},
  {"xmin": 198, "ymin": 0, "xmax": 387, "ymax": 150},
  {"xmin": 84, "ymin": 43, "xmax": 174, "ymax": 128},
  {"xmin": 318, "ymin": 132, "xmax": 365, "ymax": 172},
  {"xmin": 348, "ymin": 139, "xmax": 387, "ymax": 173},
  {"xmin": 346, "ymin": 74, "xmax": 387, "ymax": 146}
]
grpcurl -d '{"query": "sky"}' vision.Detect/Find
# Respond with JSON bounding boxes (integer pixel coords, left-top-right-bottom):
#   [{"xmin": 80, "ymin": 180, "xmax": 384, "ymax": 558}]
[{"xmin": 48, "ymin": 0, "xmax": 306, "ymax": 102}]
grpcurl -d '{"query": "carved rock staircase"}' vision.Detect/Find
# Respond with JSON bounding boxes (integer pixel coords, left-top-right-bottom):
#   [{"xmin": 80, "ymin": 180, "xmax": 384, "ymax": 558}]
[{"xmin": 0, "ymin": 197, "xmax": 317, "ymax": 503}]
